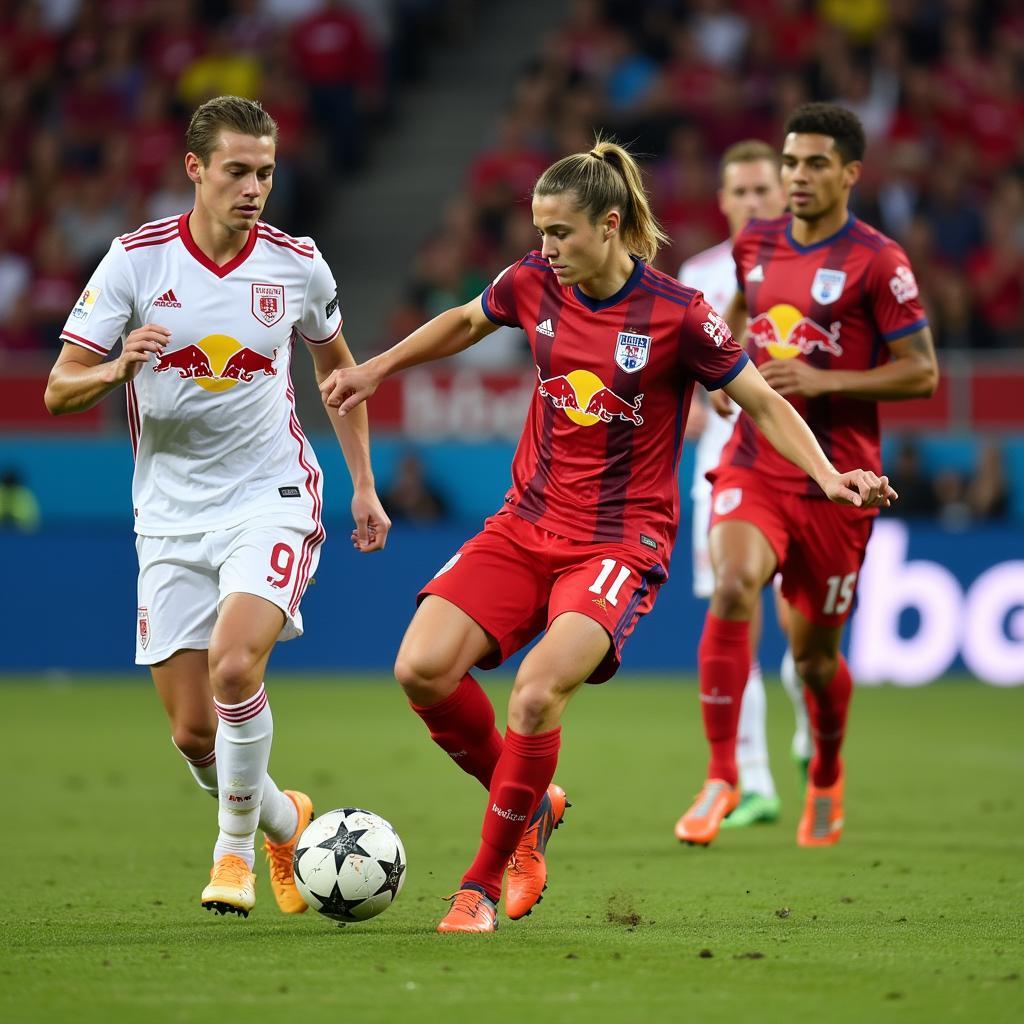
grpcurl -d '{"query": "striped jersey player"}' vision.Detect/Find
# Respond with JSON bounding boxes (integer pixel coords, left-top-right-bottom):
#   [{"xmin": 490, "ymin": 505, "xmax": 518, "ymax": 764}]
[
  {"xmin": 676, "ymin": 104, "xmax": 938, "ymax": 855},
  {"xmin": 319, "ymin": 138, "xmax": 895, "ymax": 935},
  {"xmin": 45, "ymin": 96, "xmax": 390, "ymax": 921}
]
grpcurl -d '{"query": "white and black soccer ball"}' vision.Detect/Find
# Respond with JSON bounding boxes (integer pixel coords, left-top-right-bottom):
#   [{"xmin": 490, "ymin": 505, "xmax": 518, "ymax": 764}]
[{"xmin": 293, "ymin": 808, "xmax": 406, "ymax": 923}]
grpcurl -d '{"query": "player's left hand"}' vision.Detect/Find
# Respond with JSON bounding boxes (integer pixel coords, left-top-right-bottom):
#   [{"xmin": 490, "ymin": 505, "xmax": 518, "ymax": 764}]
[
  {"xmin": 351, "ymin": 487, "xmax": 391, "ymax": 553},
  {"xmin": 759, "ymin": 358, "xmax": 830, "ymax": 398},
  {"xmin": 823, "ymin": 469, "xmax": 898, "ymax": 509}
]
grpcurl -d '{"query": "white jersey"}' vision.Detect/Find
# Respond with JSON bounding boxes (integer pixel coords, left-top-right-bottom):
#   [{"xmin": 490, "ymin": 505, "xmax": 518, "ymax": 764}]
[
  {"xmin": 678, "ymin": 239, "xmax": 740, "ymax": 502},
  {"xmin": 60, "ymin": 213, "xmax": 342, "ymax": 536}
]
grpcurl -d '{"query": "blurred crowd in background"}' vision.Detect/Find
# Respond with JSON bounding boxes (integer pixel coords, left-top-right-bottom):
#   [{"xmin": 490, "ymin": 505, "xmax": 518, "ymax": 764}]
[
  {"xmin": 0, "ymin": 0, "xmax": 1019, "ymax": 527},
  {"xmin": 0, "ymin": 0, "xmax": 476, "ymax": 357},
  {"xmin": 393, "ymin": 0, "xmax": 1024, "ymax": 354}
]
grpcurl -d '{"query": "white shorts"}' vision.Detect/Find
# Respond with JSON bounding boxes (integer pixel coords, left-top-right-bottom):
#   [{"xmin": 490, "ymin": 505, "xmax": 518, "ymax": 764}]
[
  {"xmin": 692, "ymin": 489, "xmax": 714, "ymax": 598},
  {"xmin": 135, "ymin": 512, "xmax": 325, "ymax": 665}
]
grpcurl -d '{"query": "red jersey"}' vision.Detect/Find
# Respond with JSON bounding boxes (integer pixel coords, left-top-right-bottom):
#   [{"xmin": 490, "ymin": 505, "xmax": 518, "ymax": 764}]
[
  {"xmin": 483, "ymin": 251, "xmax": 747, "ymax": 564},
  {"xmin": 719, "ymin": 213, "xmax": 928, "ymax": 497}
]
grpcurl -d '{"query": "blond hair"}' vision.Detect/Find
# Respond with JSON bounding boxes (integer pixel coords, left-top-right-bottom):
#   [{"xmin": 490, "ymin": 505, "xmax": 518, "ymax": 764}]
[
  {"xmin": 533, "ymin": 138, "xmax": 670, "ymax": 262},
  {"xmin": 719, "ymin": 139, "xmax": 780, "ymax": 179},
  {"xmin": 186, "ymin": 96, "xmax": 278, "ymax": 166}
]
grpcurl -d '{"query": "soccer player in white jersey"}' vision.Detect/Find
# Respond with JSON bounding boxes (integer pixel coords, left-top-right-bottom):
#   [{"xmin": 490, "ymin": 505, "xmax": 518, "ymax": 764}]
[
  {"xmin": 44, "ymin": 96, "xmax": 391, "ymax": 918},
  {"xmin": 677, "ymin": 140, "xmax": 810, "ymax": 833}
]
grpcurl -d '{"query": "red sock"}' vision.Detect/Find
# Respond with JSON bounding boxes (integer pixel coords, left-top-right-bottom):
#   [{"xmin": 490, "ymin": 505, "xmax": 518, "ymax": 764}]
[
  {"xmin": 805, "ymin": 656, "xmax": 853, "ymax": 788},
  {"xmin": 698, "ymin": 613, "xmax": 751, "ymax": 787},
  {"xmin": 462, "ymin": 726, "xmax": 561, "ymax": 904},
  {"xmin": 409, "ymin": 674, "xmax": 503, "ymax": 789}
]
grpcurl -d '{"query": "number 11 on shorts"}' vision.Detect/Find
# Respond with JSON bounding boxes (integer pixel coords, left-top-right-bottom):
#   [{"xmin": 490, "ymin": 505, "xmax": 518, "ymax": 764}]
[{"xmin": 588, "ymin": 559, "xmax": 632, "ymax": 606}]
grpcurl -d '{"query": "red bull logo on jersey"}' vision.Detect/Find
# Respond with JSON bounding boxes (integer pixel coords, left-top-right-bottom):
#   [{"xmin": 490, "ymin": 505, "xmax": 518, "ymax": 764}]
[
  {"xmin": 747, "ymin": 304, "xmax": 843, "ymax": 360},
  {"xmin": 153, "ymin": 334, "xmax": 277, "ymax": 393},
  {"xmin": 537, "ymin": 368, "xmax": 644, "ymax": 427},
  {"xmin": 252, "ymin": 283, "xmax": 285, "ymax": 326}
]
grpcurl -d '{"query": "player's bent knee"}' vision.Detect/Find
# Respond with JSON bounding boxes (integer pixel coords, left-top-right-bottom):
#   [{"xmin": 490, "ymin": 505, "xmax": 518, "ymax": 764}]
[
  {"xmin": 208, "ymin": 648, "xmax": 263, "ymax": 701},
  {"xmin": 172, "ymin": 725, "xmax": 216, "ymax": 761},
  {"xmin": 711, "ymin": 568, "xmax": 762, "ymax": 617},
  {"xmin": 795, "ymin": 653, "xmax": 839, "ymax": 691},
  {"xmin": 393, "ymin": 649, "xmax": 456, "ymax": 705}
]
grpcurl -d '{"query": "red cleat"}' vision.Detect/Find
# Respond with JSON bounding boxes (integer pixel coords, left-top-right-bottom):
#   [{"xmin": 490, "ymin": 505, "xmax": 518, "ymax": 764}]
[
  {"xmin": 436, "ymin": 888, "xmax": 498, "ymax": 934},
  {"xmin": 505, "ymin": 783, "xmax": 569, "ymax": 920}
]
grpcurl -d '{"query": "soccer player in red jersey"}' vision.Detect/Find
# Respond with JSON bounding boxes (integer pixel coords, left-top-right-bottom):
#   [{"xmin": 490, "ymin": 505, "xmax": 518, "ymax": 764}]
[
  {"xmin": 322, "ymin": 139, "xmax": 895, "ymax": 933},
  {"xmin": 676, "ymin": 104, "xmax": 939, "ymax": 849}
]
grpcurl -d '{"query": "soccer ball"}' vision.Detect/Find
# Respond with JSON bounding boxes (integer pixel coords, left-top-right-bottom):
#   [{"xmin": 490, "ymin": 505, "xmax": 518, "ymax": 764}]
[{"xmin": 293, "ymin": 808, "xmax": 406, "ymax": 922}]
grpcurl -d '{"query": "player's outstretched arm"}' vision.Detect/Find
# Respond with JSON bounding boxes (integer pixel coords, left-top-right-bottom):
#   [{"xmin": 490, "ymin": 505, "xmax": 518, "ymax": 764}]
[
  {"xmin": 723, "ymin": 361, "xmax": 898, "ymax": 509},
  {"xmin": 759, "ymin": 327, "xmax": 938, "ymax": 401},
  {"xmin": 319, "ymin": 296, "xmax": 498, "ymax": 415},
  {"xmin": 44, "ymin": 325, "xmax": 171, "ymax": 415},
  {"xmin": 309, "ymin": 331, "xmax": 391, "ymax": 553}
]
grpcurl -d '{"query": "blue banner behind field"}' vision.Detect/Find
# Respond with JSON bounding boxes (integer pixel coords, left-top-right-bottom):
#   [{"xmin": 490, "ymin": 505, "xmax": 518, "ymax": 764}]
[{"xmin": 3, "ymin": 519, "xmax": 1021, "ymax": 684}]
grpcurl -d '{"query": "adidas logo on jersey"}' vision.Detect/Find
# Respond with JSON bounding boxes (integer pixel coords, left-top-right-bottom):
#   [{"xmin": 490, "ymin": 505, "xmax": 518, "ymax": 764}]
[
  {"xmin": 747, "ymin": 265, "xmax": 765, "ymax": 282},
  {"xmin": 536, "ymin": 318, "xmax": 555, "ymax": 337},
  {"xmin": 154, "ymin": 288, "xmax": 182, "ymax": 308}
]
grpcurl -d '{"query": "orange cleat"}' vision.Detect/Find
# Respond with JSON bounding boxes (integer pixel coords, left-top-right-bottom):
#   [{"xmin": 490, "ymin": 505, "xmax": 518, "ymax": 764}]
[
  {"xmin": 674, "ymin": 778, "xmax": 740, "ymax": 845},
  {"xmin": 436, "ymin": 888, "xmax": 498, "ymax": 934},
  {"xmin": 797, "ymin": 772, "xmax": 844, "ymax": 847},
  {"xmin": 263, "ymin": 790, "xmax": 315, "ymax": 913},
  {"xmin": 505, "ymin": 783, "xmax": 569, "ymax": 920},
  {"xmin": 201, "ymin": 855, "xmax": 256, "ymax": 917}
]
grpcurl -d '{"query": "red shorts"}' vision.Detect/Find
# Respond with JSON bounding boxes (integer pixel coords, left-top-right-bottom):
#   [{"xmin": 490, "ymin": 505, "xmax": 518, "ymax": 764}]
[
  {"xmin": 708, "ymin": 466, "xmax": 874, "ymax": 628},
  {"xmin": 419, "ymin": 510, "xmax": 668, "ymax": 684}
]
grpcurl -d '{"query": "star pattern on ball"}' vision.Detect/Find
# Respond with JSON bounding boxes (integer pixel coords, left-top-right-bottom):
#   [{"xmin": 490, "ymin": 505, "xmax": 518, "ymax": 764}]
[
  {"xmin": 373, "ymin": 849, "xmax": 406, "ymax": 900},
  {"xmin": 315, "ymin": 880, "xmax": 367, "ymax": 921},
  {"xmin": 315, "ymin": 817, "xmax": 372, "ymax": 872}
]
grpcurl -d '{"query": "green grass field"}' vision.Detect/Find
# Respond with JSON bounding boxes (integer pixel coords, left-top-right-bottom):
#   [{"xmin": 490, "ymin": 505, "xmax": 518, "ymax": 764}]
[{"xmin": 2, "ymin": 676, "xmax": 1021, "ymax": 1023}]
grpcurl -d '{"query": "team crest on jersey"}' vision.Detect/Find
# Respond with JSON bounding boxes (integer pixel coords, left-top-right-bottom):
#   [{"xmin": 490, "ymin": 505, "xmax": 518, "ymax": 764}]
[
  {"xmin": 252, "ymin": 283, "xmax": 285, "ymax": 326},
  {"xmin": 713, "ymin": 488, "xmax": 742, "ymax": 516},
  {"xmin": 614, "ymin": 331, "xmax": 651, "ymax": 373},
  {"xmin": 810, "ymin": 269, "xmax": 847, "ymax": 305},
  {"xmin": 138, "ymin": 606, "xmax": 150, "ymax": 650}
]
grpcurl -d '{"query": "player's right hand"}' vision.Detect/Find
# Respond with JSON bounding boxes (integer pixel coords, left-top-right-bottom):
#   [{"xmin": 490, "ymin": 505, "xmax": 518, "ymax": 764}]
[
  {"xmin": 320, "ymin": 363, "xmax": 382, "ymax": 416},
  {"xmin": 709, "ymin": 388, "xmax": 735, "ymax": 418},
  {"xmin": 111, "ymin": 323, "xmax": 170, "ymax": 383}
]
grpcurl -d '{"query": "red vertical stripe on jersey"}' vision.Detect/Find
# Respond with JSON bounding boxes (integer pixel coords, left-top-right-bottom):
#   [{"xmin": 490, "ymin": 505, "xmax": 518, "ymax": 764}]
[
  {"xmin": 285, "ymin": 379, "xmax": 325, "ymax": 615},
  {"xmin": 514, "ymin": 271, "xmax": 567, "ymax": 523},
  {"xmin": 592, "ymin": 288, "xmax": 657, "ymax": 542},
  {"xmin": 126, "ymin": 382, "xmax": 140, "ymax": 459}
]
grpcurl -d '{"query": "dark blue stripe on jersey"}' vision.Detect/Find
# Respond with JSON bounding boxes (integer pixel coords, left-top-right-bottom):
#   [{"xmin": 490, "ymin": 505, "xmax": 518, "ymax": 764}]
[
  {"xmin": 882, "ymin": 317, "xmax": 928, "ymax": 342},
  {"xmin": 638, "ymin": 273, "xmax": 696, "ymax": 304},
  {"xmin": 513, "ymin": 270, "xmax": 566, "ymax": 523},
  {"xmin": 481, "ymin": 285, "xmax": 517, "ymax": 327},
  {"xmin": 848, "ymin": 220, "xmax": 887, "ymax": 251},
  {"xmin": 641, "ymin": 269, "xmax": 697, "ymax": 301},
  {"xmin": 797, "ymin": 229, "xmax": 860, "ymax": 495},
  {"xmin": 592, "ymin": 286, "xmax": 656, "ymax": 543},
  {"xmin": 572, "ymin": 257, "xmax": 645, "ymax": 312},
  {"xmin": 637, "ymin": 281, "xmax": 692, "ymax": 308},
  {"xmin": 522, "ymin": 257, "xmax": 550, "ymax": 272},
  {"xmin": 785, "ymin": 213, "xmax": 854, "ymax": 254},
  {"xmin": 744, "ymin": 215, "xmax": 789, "ymax": 236},
  {"xmin": 705, "ymin": 351, "xmax": 749, "ymax": 391}
]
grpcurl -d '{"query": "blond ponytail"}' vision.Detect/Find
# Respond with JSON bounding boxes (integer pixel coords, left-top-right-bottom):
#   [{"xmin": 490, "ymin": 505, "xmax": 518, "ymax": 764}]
[{"xmin": 533, "ymin": 137, "xmax": 670, "ymax": 262}]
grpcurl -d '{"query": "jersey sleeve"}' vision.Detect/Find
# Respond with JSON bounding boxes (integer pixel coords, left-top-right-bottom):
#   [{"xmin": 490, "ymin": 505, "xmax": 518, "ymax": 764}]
[
  {"xmin": 480, "ymin": 258, "xmax": 524, "ymax": 328},
  {"xmin": 865, "ymin": 242, "xmax": 928, "ymax": 342},
  {"xmin": 59, "ymin": 240, "xmax": 135, "ymax": 355},
  {"xmin": 732, "ymin": 228, "xmax": 753, "ymax": 294},
  {"xmin": 679, "ymin": 292, "xmax": 749, "ymax": 391},
  {"xmin": 297, "ymin": 246, "xmax": 343, "ymax": 344}
]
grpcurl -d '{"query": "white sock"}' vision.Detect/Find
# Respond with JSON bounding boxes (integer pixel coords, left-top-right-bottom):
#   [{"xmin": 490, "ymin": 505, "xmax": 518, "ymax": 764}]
[
  {"xmin": 736, "ymin": 662, "xmax": 776, "ymax": 798},
  {"xmin": 780, "ymin": 648, "xmax": 812, "ymax": 760},
  {"xmin": 213, "ymin": 684, "xmax": 273, "ymax": 868},
  {"xmin": 174, "ymin": 739, "xmax": 298, "ymax": 843},
  {"xmin": 174, "ymin": 741, "xmax": 218, "ymax": 796}
]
